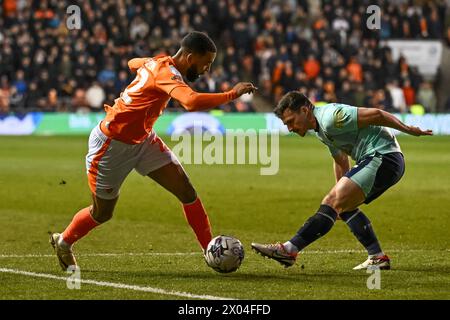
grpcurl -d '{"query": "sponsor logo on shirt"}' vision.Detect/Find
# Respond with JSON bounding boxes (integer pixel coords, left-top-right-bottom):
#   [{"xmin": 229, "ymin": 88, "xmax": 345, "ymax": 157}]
[
  {"xmin": 334, "ymin": 109, "xmax": 346, "ymax": 128},
  {"xmin": 171, "ymin": 74, "xmax": 183, "ymax": 82}
]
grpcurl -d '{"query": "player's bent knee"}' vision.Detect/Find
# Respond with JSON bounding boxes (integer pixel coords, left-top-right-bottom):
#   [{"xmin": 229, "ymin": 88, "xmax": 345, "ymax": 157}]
[
  {"xmin": 91, "ymin": 204, "xmax": 114, "ymax": 223},
  {"xmin": 91, "ymin": 208, "xmax": 113, "ymax": 223},
  {"xmin": 322, "ymin": 192, "xmax": 336, "ymax": 207},
  {"xmin": 329, "ymin": 196, "xmax": 355, "ymax": 214},
  {"xmin": 91, "ymin": 197, "xmax": 117, "ymax": 223},
  {"xmin": 178, "ymin": 184, "xmax": 197, "ymax": 204},
  {"xmin": 322, "ymin": 192, "xmax": 345, "ymax": 214}
]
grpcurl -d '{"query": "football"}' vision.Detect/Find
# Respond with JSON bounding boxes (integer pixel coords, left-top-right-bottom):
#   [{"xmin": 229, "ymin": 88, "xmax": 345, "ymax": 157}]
[{"xmin": 204, "ymin": 235, "xmax": 245, "ymax": 273}]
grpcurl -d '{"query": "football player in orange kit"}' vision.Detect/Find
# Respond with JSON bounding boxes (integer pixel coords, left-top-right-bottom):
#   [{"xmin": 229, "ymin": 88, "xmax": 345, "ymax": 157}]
[{"xmin": 50, "ymin": 31, "xmax": 257, "ymax": 270}]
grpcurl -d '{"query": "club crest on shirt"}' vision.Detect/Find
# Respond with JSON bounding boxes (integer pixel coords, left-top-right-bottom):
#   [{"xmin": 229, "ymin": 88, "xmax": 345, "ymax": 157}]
[
  {"xmin": 169, "ymin": 66, "xmax": 184, "ymax": 83},
  {"xmin": 171, "ymin": 74, "xmax": 183, "ymax": 82},
  {"xmin": 334, "ymin": 109, "xmax": 346, "ymax": 128}
]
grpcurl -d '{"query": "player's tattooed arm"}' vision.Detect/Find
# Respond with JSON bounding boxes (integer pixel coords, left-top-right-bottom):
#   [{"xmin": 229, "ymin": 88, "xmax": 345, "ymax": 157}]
[{"xmin": 357, "ymin": 107, "xmax": 433, "ymax": 136}]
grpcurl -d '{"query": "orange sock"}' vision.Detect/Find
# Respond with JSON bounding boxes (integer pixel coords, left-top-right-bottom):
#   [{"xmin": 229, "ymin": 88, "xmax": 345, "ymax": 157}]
[
  {"xmin": 182, "ymin": 198, "xmax": 212, "ymax": 250},
  {"xmin": 62, "ymin": 207, "xmax": 100, "ymax": 245}
]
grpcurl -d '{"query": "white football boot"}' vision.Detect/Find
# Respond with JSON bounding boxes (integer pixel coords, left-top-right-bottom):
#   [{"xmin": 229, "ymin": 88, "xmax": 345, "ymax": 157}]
[
  {"xmin": 353, "ymin": 254, "xmax": 391, "ymax": 270},
  {"xmin": 49, "ymin": 232, "xmax": 77, "ymax": 271},
  {"xmin": 251, "ymin": 242, "xmax": 297, "ymax": 267}
]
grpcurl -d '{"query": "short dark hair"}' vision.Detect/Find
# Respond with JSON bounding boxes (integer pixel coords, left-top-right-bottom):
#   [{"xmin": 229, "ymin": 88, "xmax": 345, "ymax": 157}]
[
  {"xmin": 274, "ymin": 91, "xmax": 314, "ymax": 118},
  {"xmin": 181, "ymin": 31, "xmax": 217, "ymax": 55}
]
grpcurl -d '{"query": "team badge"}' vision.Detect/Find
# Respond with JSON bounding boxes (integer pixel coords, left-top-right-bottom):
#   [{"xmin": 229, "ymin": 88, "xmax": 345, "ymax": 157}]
[{"xmin": 171, "ymin": 74, "xmax": 183, "ymax": 82}]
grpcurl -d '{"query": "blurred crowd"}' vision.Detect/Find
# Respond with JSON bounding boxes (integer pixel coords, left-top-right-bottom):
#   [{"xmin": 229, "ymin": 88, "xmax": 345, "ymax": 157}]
[
  {"xmin": 259, "ymin": 0, "xmax": 450, "ymax": 113},
  {"xmin": 0, "ymin": 0, "xmax": 450, "ymax": 114}
]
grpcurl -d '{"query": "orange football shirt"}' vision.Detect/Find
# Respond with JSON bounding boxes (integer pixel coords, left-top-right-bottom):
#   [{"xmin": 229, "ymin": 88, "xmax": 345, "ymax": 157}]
[{"xmin": 101, "ymin": 55, "xmax": 238, "ymax": 144}]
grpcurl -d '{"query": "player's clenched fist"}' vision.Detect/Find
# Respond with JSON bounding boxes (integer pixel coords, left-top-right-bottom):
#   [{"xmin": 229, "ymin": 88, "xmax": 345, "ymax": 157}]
[{"xmin": 233, "ymin": 82, "xmax": 258, "ymax": 96}]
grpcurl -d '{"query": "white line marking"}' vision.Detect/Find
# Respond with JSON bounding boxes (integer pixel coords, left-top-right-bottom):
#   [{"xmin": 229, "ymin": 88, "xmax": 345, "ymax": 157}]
[
  {"xmin": 301, "ymin": 249, "xmax": 450, "ymax": 254},
  {"xmin": 0, "ymin": 268, "xmax": 235, "ymax": 300},
  {"xmin": 0, "ymin": 249, "xmax": 448, "ymax": 259},
  {"xmin": 0, "ymin": 252, "xmax": 199, "ymax": 258}
]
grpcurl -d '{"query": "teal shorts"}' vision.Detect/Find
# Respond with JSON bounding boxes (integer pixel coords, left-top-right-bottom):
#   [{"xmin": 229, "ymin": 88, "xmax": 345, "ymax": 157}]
[{"xmin": 345, "ymin": 152, "xmax": 405, "ymax": 204}]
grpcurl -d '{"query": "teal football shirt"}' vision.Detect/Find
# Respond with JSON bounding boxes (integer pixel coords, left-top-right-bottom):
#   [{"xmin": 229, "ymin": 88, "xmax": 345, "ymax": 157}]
[{"xmin": 313, "ymin": 103, "xmax": 401, "ymax": 162}]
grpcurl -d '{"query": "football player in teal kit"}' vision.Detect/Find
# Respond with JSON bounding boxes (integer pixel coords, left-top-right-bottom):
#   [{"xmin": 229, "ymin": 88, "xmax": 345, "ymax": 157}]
[{"xmin": 252, "ymin": 91, "xmax": 432, "ymax": 270}]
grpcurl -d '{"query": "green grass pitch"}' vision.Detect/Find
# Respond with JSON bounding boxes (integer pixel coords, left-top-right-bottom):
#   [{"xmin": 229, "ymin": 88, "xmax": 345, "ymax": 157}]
[{"xmin": 0, "ymin": 134, "xmax": 449, "ymax": 299}]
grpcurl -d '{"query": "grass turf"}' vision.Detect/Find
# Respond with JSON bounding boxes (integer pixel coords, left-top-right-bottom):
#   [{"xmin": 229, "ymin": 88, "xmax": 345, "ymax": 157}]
[{"xmin": 0, "ymin": 134, "xmax": 449, "ymax": 299}]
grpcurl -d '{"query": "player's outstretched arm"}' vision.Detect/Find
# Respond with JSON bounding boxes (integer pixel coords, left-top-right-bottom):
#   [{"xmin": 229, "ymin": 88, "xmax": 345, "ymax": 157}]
[
  {"xmin": 357, "ymin": 107, "xmax": 433, "ymax": 136},
  {"xmin": 170, "ymin": 82, "xmax": 257, "ymax": 112}
]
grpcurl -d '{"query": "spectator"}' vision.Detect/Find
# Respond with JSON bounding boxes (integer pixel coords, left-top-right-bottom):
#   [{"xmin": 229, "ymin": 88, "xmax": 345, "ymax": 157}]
[
  {"xmin": 372, "ymin": 89, "xmax": 392, "ymax": 111},
  {"xmin": 3, "ymin": 0, "xmax": 17, "ymax": 17},
  {"xmin": 9, "ymin": 86, "xmax": 26, "ymax": 111},
  {"xmin": 337, "ymin": 81, "xmax": 355, "ymax": 106},
  {"xmin": 0, "ymin": 78, "xmax": 10, "ymax": 113},
  {"xmin": 45, "ymin": 88, "xmax": 59, "ymax": 112},
  {"xmin": 417, "ymin": 82, "xmax": 437, "ymax": 113},
  {"xmin": 34, "ymin": 1, "xmax": 55, "ymax": 22},
  {"xmin": 97, "ymin": 61, "xmax": 117, "ymax": 85},
  {"xmin": 402, "ymin": 79, "xmax": 416, "ymax": 108},
  {"xmin": 303, "ymin": 54, "xmax": 321, "ymax": 80},
  {"xmin": 0, "ymin": 45, "xmax": 14, "ymax": 80},
  {"xmin": 346, "ymin": 57, "xmax": 363, "ymax": 83},
  {"xmin": 332, "ymin": 8, "xmax": 350, "ymax": 32},
  {"xmin": 24, "ymin": 82, "xmax": 42, "ymax": 111},
  {"xmin": 446, "ymin": 26, "xmax": 450, "ymax": 47},
  {"xmin": 86, "ymin": 82, "xmax": 106, "ymax": 112},
  {"xmin": 115, "ymin": 71, "xmax": 129, "ymax": 94},
  {"xmin": 0, "ymin": 0, "xmax": 445, "ymax": 113},
  {"xmin": 387, "ymin": 80, "xmax": 407, "ymax": 113},
  {"xmin": 13, "ymin": 70, "xmax": 27, "ymax": 95},
  {"xmin": 129, "ymin": 16, "xmax": 149, "ymax": 41},
  {"xmin": 323, "ymin": 81, "xmax": 337, "ymax": 103},
  {"xmin": 235, "ymin": 98, "xmax": 255, "ymax": 112},
  {"xmin": 272, "ymin": 60, "xmax": 285, "ymax": 90},
  {"xmin": 58, "ymin": 53, "xmax": 72, "ymax": 79},
  {"xmin": 72, "ymin": 88, "xmax": 88, "ymax": 113},
  {"xmin": 427, "ymin": 8, "xmax": 442, "ymax": 38},
  {"xmin": 279, "ymin": 61, "xmax": 296, "ymax": 92},
  {"xmin": 354, "ymin": 84, "xmax": 366, "ymax": 107}
]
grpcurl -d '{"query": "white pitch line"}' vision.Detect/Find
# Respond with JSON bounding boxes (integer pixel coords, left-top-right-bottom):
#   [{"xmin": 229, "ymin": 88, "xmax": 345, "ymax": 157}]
[
  {"xmin": 0, "ymin": 252, "xmax": 199, "ymax": 258},
  {"xmin": 0, "ymin": 267, "xmax": 235, "ymax": 300},
  {"xmin": 0, "ymin": 248, "xmax": 448, "ymax": 259},
  {"xmin": 301, "ymin": 249, "xmax": 450, "ymax": 254}
]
